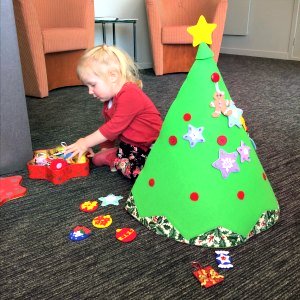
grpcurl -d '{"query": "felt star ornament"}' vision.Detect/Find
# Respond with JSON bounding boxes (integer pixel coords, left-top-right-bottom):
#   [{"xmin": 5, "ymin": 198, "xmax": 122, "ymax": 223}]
[
  {"xmin": 98, "ymin": 194, "xmax": 123, "ymax": 206},
  {"xmin": 187, "ymin": 15, "xmax": 217, "ymax": 47},
  {"xmin": 183, "ymin": 124, "xmax": 205, "ymax": 148},
  {"xmin": 212, "ymin": 149, "xmax": 240, "ymax": 178},
  {"xmin": 227, "ymin": 103, "xmax": 243, "ymax": 128}
]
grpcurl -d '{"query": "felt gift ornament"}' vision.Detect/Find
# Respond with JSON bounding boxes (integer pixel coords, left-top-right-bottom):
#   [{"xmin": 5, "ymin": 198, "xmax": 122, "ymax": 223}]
[
  {"xmin": 125, "ymin": 15, "xmax": 279, "ymax": 248},
  {"xmin": 192, "ymin": 262, "xmax": 224, "ymax": 288}
]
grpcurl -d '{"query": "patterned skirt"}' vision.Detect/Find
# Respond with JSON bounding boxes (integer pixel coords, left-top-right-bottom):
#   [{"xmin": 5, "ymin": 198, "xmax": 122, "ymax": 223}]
[{"xmin": 114, "ymin": 141, "xmax": 150, "ymax": 181}]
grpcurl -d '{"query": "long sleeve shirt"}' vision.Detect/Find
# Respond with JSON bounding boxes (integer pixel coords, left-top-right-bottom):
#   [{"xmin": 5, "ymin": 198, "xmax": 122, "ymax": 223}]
[{"xmin": 99, "ymin": 82, "xmax": 162, "ymax": 151}]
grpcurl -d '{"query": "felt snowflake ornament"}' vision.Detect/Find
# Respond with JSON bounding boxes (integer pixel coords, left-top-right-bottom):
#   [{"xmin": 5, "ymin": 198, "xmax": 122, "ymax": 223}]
[
  {"xmin": 98, "ymin": 194, "xmax": 123, "ymax": 206},
  {"xmin": 215, "ymin": 250, "xmax": 233, "ymax": 269},
  {"xmin": 237, "ymin": 141, "xmax": 251, "ymax": 162},
  {"xmin": 212, "ymin": 149, "xmax": 240, "ymax": 178},
  {"xmin": 183, "ymin": 124, "xmax": 205, "ymax": 147}
]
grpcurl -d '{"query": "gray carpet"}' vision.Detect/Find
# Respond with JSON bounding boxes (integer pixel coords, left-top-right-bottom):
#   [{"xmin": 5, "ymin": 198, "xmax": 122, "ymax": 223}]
[{"xmin": 1, "ymin": 54, "xmax": 300, "ymax": 299}]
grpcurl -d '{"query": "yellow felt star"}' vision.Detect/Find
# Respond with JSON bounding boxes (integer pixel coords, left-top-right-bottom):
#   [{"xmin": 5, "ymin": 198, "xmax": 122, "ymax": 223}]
[{"xmin": 187, "ymin": 15, "xmax": 217, "ymax": 47}]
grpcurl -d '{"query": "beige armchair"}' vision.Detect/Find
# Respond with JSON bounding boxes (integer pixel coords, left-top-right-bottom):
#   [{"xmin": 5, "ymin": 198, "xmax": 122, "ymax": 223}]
[
  {"xmin": 13, "ymin": 0, "xmax": 95, "ymax": 98},
  {"xmin": 145, "ymin": 0, "xmax": 228, "ymax": 75}
]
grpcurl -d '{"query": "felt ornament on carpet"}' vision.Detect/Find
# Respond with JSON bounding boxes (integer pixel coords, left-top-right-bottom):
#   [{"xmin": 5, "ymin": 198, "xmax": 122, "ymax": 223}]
[
  {"xmin": 79, "ymin": 200, "xmax": 99, "ymax": 213},
  {"xmin": 215, "ymin": 251, "xmax": 233, "ymax": 269},
  {"xmin": 116, "ymin": 228, "xmax": 137, "ymax": 243},
  {"xmin": 192, "ymin": 262, "xmax": 224, "ymax": 288},
  {"xmin": 98, "ymin": 194, "xmax": 123, "ymax": 206},
  {"xmin": 69, "ymin": 226, "xmax": 91, "ymax": 241},
  {"xmin": 0, "ymin": 176, "xmax": 27, "ymax": 206},
  {"xmin": 125, "ymin": 15, "xmax": 279, "ymax": 248},
  {"xmin": 92, "ymin": 215, "xmax": 112, "ymax": 228}
]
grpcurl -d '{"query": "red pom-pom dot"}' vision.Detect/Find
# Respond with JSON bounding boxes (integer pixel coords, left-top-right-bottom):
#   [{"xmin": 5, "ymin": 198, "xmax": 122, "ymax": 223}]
[
  {"xmin": 237, "ymin": 191, "xmax": 245, "ymax": 200},
  {"xmin": 183, "ymin": 113, "xmax": 192, "ymax": 121},
  {"xmin": 149, "ymin": 178, "xmax": 155, "ymax": 187},
  {"xmin": 262, "ymin": 173, "xmax": 267, "ymax": 180},
  {"xmin": 217, "ymin": 135, "xmax": 227, "ymax": 146},
  {"xmin": 211, "ymin": 72, "xmax": 220, "ymax": 83},
  {"xmin": 169, "ymin": 135, "xmax": 177, "ymax": 145},
  {"xmin": 190, "ymin": 192, "xmax": 199, "ymax": 201}
]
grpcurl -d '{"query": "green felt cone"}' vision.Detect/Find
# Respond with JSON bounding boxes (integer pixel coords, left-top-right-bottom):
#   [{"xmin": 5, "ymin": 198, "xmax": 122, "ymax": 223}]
[{"xmin": 126, "ymin": 43, "xmax": 279, "ymax": 248}]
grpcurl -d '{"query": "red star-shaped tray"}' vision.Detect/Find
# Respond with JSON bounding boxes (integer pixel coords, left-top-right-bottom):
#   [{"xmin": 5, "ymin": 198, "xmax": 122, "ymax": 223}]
[{"xmin": 27, "ymin": 148, "xmax": 90, "ymax": 185}]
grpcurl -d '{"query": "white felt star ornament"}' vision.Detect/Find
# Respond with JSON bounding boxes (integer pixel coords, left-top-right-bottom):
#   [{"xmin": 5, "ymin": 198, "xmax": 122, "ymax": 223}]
[
  {"xmin": 183, "ymin": 124, "xmax": 205, "ymax": 148},
  {"xmin": 98, "ymin": 194, "xmax": 123, "ymax": 206},
  {"xmin": 228, "ymin": 103, "xmax": 243, "ymax": 128}
]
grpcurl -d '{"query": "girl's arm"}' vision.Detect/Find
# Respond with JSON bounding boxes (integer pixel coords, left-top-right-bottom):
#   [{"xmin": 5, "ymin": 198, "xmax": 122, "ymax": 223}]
[{"xmin": 65, "ymin": 130, "xmax": 107, "ymax": 159}]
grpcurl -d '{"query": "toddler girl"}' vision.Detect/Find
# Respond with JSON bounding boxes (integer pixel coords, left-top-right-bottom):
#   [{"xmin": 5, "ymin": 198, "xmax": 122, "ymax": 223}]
[{"xmin": 65, "ymin": 45, "xmax": 162, "ymax": 180}]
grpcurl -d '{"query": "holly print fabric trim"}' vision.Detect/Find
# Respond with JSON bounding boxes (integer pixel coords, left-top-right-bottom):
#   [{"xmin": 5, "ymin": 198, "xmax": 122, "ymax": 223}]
[{"xmin": 125, "ymin": 194, "xmax": 279, "ymax": 248}]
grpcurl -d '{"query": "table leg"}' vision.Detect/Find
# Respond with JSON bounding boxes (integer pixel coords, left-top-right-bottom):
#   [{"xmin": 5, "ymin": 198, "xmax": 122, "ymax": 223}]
[
  {"xmin": 133, "ymin": 22, "xmax": 137, "ymax": 62},
  {"xmin": 112, "ymin": 23, "xmax": 116, "ymax": 45},
  {"xmin": 102, "ymin": 23, "xmax": 106, "ymax": 44}
]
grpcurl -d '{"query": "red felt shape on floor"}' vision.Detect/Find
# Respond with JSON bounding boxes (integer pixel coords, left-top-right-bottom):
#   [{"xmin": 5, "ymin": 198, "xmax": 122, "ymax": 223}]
[
  {"xmin": 0, "ymin": 175, "xmax": 27, "ymax": 206},
  {"xmin": 192, "ymin": 262, "xmax": 224, "ymax": 288}
]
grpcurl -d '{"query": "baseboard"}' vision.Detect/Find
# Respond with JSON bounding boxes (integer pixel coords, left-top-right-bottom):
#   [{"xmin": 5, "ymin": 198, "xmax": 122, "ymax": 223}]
[
  {"xmin": 220, "ymin": 47, "xmax": 289, "ymax": 60},
  {"xmin": 136, "ymin": 62, "xmax": 153, "ymax": 69}
]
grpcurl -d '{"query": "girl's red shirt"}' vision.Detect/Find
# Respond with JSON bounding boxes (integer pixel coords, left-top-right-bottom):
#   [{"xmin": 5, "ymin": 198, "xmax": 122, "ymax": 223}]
[{"xmin": 99, "ymin": 82, "xmax": 162, "ymax": 151}]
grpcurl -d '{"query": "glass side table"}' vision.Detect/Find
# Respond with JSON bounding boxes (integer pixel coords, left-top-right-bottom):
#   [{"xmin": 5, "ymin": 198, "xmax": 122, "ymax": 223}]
[{"xmin": 95, "ymin": 18, "xmax": 138, "ymax": 62}]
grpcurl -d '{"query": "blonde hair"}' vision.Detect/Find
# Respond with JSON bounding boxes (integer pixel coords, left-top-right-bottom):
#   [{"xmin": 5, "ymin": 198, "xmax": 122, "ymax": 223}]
[{"xmin": 77, "ymin": 45, "xmax": 142, "ymax": 88}]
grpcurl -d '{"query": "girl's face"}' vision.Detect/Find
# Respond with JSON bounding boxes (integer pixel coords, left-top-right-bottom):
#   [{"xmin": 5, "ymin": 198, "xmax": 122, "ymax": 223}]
[{"xmin": 83, "ymin": 73, "xmax": 115, "ymax": 102}]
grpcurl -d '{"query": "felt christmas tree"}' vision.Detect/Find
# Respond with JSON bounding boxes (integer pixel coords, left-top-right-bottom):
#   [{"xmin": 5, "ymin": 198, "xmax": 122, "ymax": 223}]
[{"xmin": 125, "ymin": 16, "xmax": 279, "ymax": 248}]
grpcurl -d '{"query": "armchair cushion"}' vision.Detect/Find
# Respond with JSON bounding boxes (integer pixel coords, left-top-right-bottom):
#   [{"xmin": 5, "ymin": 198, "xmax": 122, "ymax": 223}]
[
  {"xmin": 42, "ymin": 28, "xmax": 89, "ymax": 53},
  {"xmin": 162, "ymin": 26, "xmax": 193, "ymax": 44}
]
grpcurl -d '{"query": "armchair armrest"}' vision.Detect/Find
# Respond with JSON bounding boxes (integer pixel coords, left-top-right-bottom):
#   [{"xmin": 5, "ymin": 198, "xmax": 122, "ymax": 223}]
[
  {"xmin": 83, "ymin": 0, "xmax": 95, "ymax": 48},
  {"xmin": 13, "ymin": 0, "xmax": 48, "ymax": 97},
  {"xmin": 211, "ymin": 0, "xmax": 228, "ymax": 61},
  {"xmin": 146, "ymin": 0, "xmax": 164, "ymax": 75}
]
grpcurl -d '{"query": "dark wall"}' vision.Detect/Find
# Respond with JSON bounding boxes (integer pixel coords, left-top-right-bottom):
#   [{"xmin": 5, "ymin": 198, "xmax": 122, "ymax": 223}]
[{"xmin": 0, "ymin": 0, "xmax": 32, "ymax": 174}]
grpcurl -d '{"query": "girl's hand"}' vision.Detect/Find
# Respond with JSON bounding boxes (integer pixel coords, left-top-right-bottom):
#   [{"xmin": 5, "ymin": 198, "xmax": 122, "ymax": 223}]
[
  {"xmin": 65, "ymin": 130, "xmax": 107, "ymax": 160},
  {"xmin": 86, "ymin": 147, "xmax": 95, "ymax": 158},
  {"xmin": 65, "ymin": 138, "xmax": 88, "ymax": 160}
]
